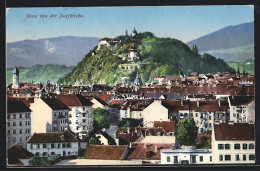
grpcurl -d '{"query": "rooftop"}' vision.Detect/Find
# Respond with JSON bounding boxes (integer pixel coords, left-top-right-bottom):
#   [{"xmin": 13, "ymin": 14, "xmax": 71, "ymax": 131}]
[
  {"xmin": 27, "ymin": 130, "xmax": 78, "ymax": 143},
  {"xmin": 41, "ymin": 98, "xmax": 70, "ymax": 110},
  {"xmin": 154, "ymin": 121, "xmax": 175, "ymax": 132},
  {"xmin": 214, "ymin": 123, "xmax": 254, "ymax": 141},
  {"xmin": 7, "ymin": 100, "xmax": 32, "ymax": 113},
  {"xmin": 57, "ymin": 94, "xmax": 93, "ymax": 107},
  {"xmin": 84, "ymin": 145, "xmax": 128, "ymax": 160}
]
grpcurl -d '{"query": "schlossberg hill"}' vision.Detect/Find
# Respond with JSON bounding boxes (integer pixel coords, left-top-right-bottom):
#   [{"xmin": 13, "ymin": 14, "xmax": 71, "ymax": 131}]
[{"xmin": 58, "ymin": 32, "xmax": 234, "ymax": 85}]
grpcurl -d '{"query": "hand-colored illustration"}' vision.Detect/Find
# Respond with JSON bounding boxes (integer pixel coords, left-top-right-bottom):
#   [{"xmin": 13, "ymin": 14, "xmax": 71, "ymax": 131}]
[{"xmin": 6, "ymin": 6, "xmax": 255, "ymax": 166}]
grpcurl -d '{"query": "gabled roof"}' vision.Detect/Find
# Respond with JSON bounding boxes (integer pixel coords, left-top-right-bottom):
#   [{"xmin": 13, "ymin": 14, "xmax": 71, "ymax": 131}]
[
  {"xmin": 97, "ymin": 130, "xmax": 116, "ymax": 145},
  {"xmin": 27, "ymin": 130, "xmax": 78, "ymax": 143},
  {"xmin": 161, "ymin": 100, "xmax": 190, "ymax": 110},
  {"xmin": 190, "ymin": 100, "xmax": 229, "ymax": 112},
  {"xmin": 8, "ymin": 144, "xmax": 34, "ymax": 166},
  {"xmin": 22, "ymin": 98, "xmax": 34, "ymax": 107},
  {"xmin": 121, "ymin": 99, "xmax": 154, "ymax": 111},
  {"xmin": 108, "ymin": 100, "xmax": 126, "ymax": 109},
  {"xmin": 229, "ymin": 96, "xmax": 254, "ymax": 106},
  {"xmin": 100, "ymin": 94, "xmax": 112, "ymax": 101},
  {"xmin": 84, "ymin": 145, "xmax": 128, "ymax": 160},
  {"xmin": 153, "ymin": 121, "xmax": 175, "ymax": 132},
  {"xmin": 41, "ymin": 98, "xmax": 70, "ymax": 110},
  {"xmin": 93, "ymin": 97, "xmax": 108, "ymax": 106},
  {"xmin": 7, "ymin": 101, "xmax": 32, "ymax": 113},
  {"xmin": 57, "ymin": 94, "xmax": 93, "ymax": 107},
  {"xmin": 127, "ymin": 143, "xmax": 173, "ymax": 160},
  {"xmin": 139, "ymin": 92, "xmax": 183, "ymax": 100},
  {"xmin": 214, "ymin": 123, "xmax": 254, "ymax": 141}
]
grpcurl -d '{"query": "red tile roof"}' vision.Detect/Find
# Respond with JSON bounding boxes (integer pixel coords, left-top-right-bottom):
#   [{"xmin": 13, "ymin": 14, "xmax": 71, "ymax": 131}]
[
  {"xmin": 154, "ymin": 121, "xmax": 175, "ymax": 132},
  {"xmin": 214, "ymin": 123, "xmax": 254, "ymax": 141},
  {"xmin": 190, "ymin": 100, "xmax": 229, "ymax": 112},
  {"xmin": 162, "ymin": 100, "xmax": 190, "ymax": 110},
  {"xmin": 27, "ymin": 130, "xmax": 78, "ymax": 143},
  {"xmin": 127, "ymin": 143, "xmax": 173, "ymax": 160},
  {"xmin": 197, "ymin": 134, "xmax": 212, "ymax": 143},
  {"xmin": 108, "ymin": 100, "xmax": 126, "ymax": 108},
  {"xmin": 22, "ymin": 98, "xmax": 34, "ymax": 107},
  {"xmin": 57, "ymin": 94, "xmax": 93, "ymax": 106},
  {"xmin": 84, "ymin": 145, "xmax": 128, "ymax": 160},
  {"xmin": 100, "ymin": 94, "xmax": 112, "ymax": 101}
]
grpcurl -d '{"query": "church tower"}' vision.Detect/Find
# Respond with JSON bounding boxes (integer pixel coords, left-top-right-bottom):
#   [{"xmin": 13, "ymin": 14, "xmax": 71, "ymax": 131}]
[
  {"xmin": 132, "ymin": 28, "xmax": 137, "ymax": 37},
  {"xmin": 12, "ymin": 66, "xmax": 20, "ymax": 89},
  {"xmin": 134, "ymin": 70, "xmax": 142, "ymax": 91}
]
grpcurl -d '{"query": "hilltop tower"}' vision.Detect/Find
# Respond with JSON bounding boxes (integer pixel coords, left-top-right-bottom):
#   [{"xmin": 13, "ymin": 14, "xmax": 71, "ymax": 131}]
[
  {"xmin": 132, "ymin": 28, "xmax": 137, "ymax": 37},
  {"xmin": 128, "ymin": 43, "xmax": 139, "ymax": 61},
  {"xmin": 12, "ymin": 66, "xmax": 20, "ymax": 89}
]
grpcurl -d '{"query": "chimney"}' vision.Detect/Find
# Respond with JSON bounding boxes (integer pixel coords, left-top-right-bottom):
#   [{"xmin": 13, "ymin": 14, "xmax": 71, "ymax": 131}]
[
  {"xmin": 127, "ymin": 127, "xmax": 130, "ymax": 133},
  {"xmin": 181, "ymin": 100, "xmax": 183, "ymax": 106},
  {"xmin": 129, "ymin": 142, "xmax": 132, "ymax": 148},
  {"xmin": 155, "ymin": 145, "xmax": 158, "ymax": 152},
  {"xmin": 144, "ymin": 143, "xmax": 147, "ymax": 148},
  {"xmin": 197, "ymin": 100, "xmax": 199, "ymax": 107},
  {"xmin": 218, "ymin": 100, "xmax": 221, "ymax": 107}
]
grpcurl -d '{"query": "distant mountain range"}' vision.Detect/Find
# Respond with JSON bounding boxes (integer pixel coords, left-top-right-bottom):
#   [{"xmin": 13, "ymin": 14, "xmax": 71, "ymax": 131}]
[
  {"xmin": 186, "ymin": 22, "xmax": 254, "ymax": 62},
  {"xmin": 7, "ymin": 36, "xmax": 100, "ymax": 67}
]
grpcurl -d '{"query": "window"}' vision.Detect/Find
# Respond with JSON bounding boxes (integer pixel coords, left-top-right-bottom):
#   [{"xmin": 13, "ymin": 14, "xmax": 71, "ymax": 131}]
[
  {"xmin": 69, "ymin": 114, "xmax": 72, "ymax": 117},
  {"xmin": 235, "ymin": 154, "xmax": 240, "ymax": 161},
  {"xmin": 7, "ymin": 130, "xmax": 10, "ymax": 135},
  {"xmin": 43, "ymin": 144, "xmax": 47, "ymax": 148},
  {"xmin": 37, "ymin": 144, "xmax": 40, "ymax": 148},
  {"xmin": 51, "ymin": 144, "xmax": 55, "ymax": 148},
  {"xmin": 243, "ymin": 155, "xmax": 246, "ymax": 161},
  {"xmin": 62, "ymin": 143, "xmax": 66, "ymax": 148},
  {"xmin": 20, "ymin": 137, "xmax": 22, "ymax": 142},
  {"xmin": 225, "ymin": 155, "xmax": 231, "ymax": 161},
  {"xmin": 19, "ymin": 114, "xmax": 22, "ymax": 118},
  {"xmin": 13, "ymin": 114, "xmax": 16, "ymax": 119},
  {"xmin": 7, "ymin": 115, "xmax": 10, "ymax": 119},
  {"xmin": 13, "ymin": 129, "xmax": 16, "ymax": 134},
  {"xmin": 195, "ymin": 113, "xmax": 198, "ymax": 117},
  {"xmin": 83, "ymin": 126, "xmax": 86, "ymax": 130},
  {"xmin": 51, "ymin": 152, "xmax": 55, "ymax": 156},
  {"xmin": 58, "ymin": 144, "xmax": 61, "ymax": 148},
  {"xmin": 218, "ymin": 144, "xmax": 224, "ymax": 150},
  {"xmin": 19, "ymin": 129, "xmax": 22, "ymax": 134},
  {"xmin": 167, "ymin": 156, "xmax": 170, "ymax": 162},
  {"xmin": 30, "ymin": 144, "xmax": 33, "ymax": 149},
  {"xmin": 200, "ymin": 156, "xmax": 203, "ymax": 162},
  {"xmin": 210, "ymin": 156, "xmax": 212, "ymax": 162},
  {"xmin": 67, "ymin": 143, "xmax": 71, "ymax": 148},
  {"xmin": 35, "ymin": 152, "xmax": 40, "ymax": 156},
  {"xmin": 243, "ymin": 143, "xmax": 247, "ymax": 149},
  {"xmin": 19, "ymin": 121, "xmax": 22, "ymax": 126},
  {"xmin": 13, "ymin": 122, "xmax": 16, "ymax": 126},
  {"xmin": 209, "ymin": 123, "xmax": 212, "ymax": 127},
  {"xmin": 209, "ymin": 116, "xmax": 211, "ymax": 120},
  {"xmin": 43, "ymin": 152, "xmax": 47, "ymax": 156},
  {"xmin": 234, "ymin": 144, "xmax": 240, "ymax": 149},
  {"xmin": 82, "ymin": 113, "xmax": 86, "ymax": 117},
  {"xmin": 233, "ymin": 113, "xmax": 236, "ymax": 117},
  {"xmin": 219, "ymin": 155, "xmax": 223, "ymax": 161},
  {"xmin": 82, "ymin": 119, "xmax": 86, "ymax": 123},
  {"xmin": 249, "ymin": 143, "xmax": 254, "ymax": 149},
  {"xmin": 225, "ymin": 144, "xmax": 230, "ymax": 150},
  {"xmin": 174, "ymin": 156, "xmax": 178, "ymax": 164},
  {"xmin": 7, "ymin": 122, "xmax": 10, "ymax": 127},
  {"xmin": 249, "ymin": 155, "xmax": 255, "ymax": 160},
  {"xmin": 83, "ymin": 107, "xmax": 85, "ymax": 111}
]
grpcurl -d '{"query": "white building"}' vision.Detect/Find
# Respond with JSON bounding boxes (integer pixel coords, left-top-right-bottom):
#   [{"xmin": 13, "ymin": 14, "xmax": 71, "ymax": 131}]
[
  {"xmin": 27, "ymin": 130, "xmax": 78, "ymax": 158},
  {"xmin": 161, "ymin": 148, "xmax": 212, "ymax": 164},
  {"xmin": 7, "ymin": 101, "xmax": 32, "ymax": 149},
  {"xmin": 91, "ymin": 97, "xmax": 108, "ymax": 110},
  {"xmin": 12, "ymin": 67, "xmax": 20, "ymax": 89},
  {"xmin": 212, "ymin": 123, "xmax": 255, "ymax": 164},
  {"xmin": 228, "ymin": 96, "xmax": 255, "ymax": 123},
  {"xmin": 30, "ymin": 98, "xmax": 70, "ymax": 134},
  {"xmin": 57, "ymin": 94, "xmax": 94, "ymax": 139}
]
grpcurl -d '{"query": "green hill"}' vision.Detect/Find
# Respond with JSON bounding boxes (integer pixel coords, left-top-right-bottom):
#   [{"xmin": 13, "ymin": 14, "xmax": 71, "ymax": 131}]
[
  {"xmin": 58, "ymin": 32, "xmax": 234, "ymax": 85},
  {"xmin": 7, "ymin": 64, "xmax": 74, "ymax": 85}
]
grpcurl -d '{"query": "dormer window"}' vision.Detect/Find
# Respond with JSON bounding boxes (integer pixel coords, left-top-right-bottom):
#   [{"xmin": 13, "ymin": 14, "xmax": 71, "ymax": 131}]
[{"xmin": 61, "ymin": 135, "xmax": 64, "ymax": 140}]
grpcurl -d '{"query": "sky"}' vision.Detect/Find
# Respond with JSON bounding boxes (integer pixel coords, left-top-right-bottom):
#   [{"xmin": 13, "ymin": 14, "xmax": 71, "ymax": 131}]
[{"xmin": 6, "ymin": 5, "xmax": 254, "ymax": 43}]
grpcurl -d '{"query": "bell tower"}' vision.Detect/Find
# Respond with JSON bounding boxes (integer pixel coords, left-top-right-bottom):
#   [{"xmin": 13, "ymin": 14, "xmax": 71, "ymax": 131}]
[{"xmin": 12, "ymin": 66, "xmax": 20, "ymax": 89}]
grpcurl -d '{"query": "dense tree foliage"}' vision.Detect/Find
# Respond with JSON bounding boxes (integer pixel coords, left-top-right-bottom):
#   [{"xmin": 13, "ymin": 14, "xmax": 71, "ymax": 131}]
[
  {"xmin": 58, "ymin": 32, "xmax": 235, "ymax": 85},
  {"xmin": 86, "ymin": 135, "xmax": 102, "ymax": 148},
  {"xmin": 118, "ymin": 118, "xmax": 141, "ymax": 127},
  {"xmin": 176, "ymin": 117, "xmax": 198, "ymax": 146},
  {"xmin": 93, "ymin": 108, "xmax": 110, "ymax": 131},
  {"xmin": 196, "ymin": 136, "xmax": 212, "ymax": 149}
]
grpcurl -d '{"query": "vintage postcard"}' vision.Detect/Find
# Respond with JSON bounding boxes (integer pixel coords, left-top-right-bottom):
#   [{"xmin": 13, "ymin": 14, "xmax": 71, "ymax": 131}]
[{"xmin": 6, "ymin": 5, "xmax": 255, "ymax": 167}]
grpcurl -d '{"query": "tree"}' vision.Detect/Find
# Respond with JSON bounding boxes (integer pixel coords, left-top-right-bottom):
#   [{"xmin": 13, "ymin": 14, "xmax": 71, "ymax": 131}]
[
  {"xmin": 118, "ymin": 118, "xmax": 140, "ymax": 127},
  {"xmin": 93, "ymin": 107, "xmax": 110, "ymax": 131},
  {"xmin": 86, "ymin": 135, "xmax": 102, "ymax": 148},
  {"xmin": 176, "ymin": 117, "xmax": 198, "ymax": 146},
  {"xmin": 192, "ymin": 44, "xmax": 199, "ymax": 54}
]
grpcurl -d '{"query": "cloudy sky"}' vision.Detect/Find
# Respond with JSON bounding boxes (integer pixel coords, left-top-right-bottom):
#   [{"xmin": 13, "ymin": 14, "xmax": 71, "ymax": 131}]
[{"xmin": 6, "ymin": 5, "xmax": 254, "ymax": 43}]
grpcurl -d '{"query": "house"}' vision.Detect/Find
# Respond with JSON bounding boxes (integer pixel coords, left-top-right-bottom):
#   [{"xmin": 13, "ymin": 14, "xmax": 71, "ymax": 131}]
[
  {"xmin": 161, "ymin": 148, "xmax": 212, "ymax": 164},
  {"xmin": 7, "ymin": 100, "xmax": 32, "ymax": 149},
  {"xmin": 154, "ymin": 76, "xmax": 165, "ymax": 85},
  {"xmin": 30, "ymin": 98, "xmax": 70, "ymax": 134},
  {"xmin": 138, "ymin": 92, "xmax": 183, "ymax": 100},
  {"xmin": 99, "ymin": 94, "xmax": 113, "ymax": 103},
  {"xmin": 97, "ymin": 37, "xmax": 120, "ymax": 50},
  {"xmin": 8, "ymin": 144, "xmax": 34, "ymax": 166},
  {"xmin": 142, "ymin": 100, "xmax": 173, "ymax": 127},
  {"xmin": 228, "ymin": 96, "xmax": 255, "ymax": 123},
  {"xmin": 120, "ymin": 99, "xmax": 154, "ymax": 120},
  {"xmin": 95, "ymin": 129, "xmax": 116, "ymax": 145},
  {"xmin": 57, "ymin": 94, "xmax": 94, "ymax": 139},
  {"xmin": 84, "ymin": 145, "xmax": 128, "ymax": 160},
  {"xmin": 212, "ymin": 123, "xmax": 255, "ymax": 164},
  {"xmin": 91, "ymin": 97, "xmax": 108, "ymax": 110},
  {"xmin": 153, "ymin": 121, "xmax": 175, "ymax": 136},
  {"xmin": 108, "ymin": 100, "xmax": 126, "ymax": 125},
  {"xmin": 27, "ymin": 130, "xmax": 78, "ymax": 159},
  {"xmin": 127, "ymin": 142, "xmax": 173, "ymax": 164},
  {"xmin": 190, "ymin": 100, "xmax": 230, "ymax": 134}
]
